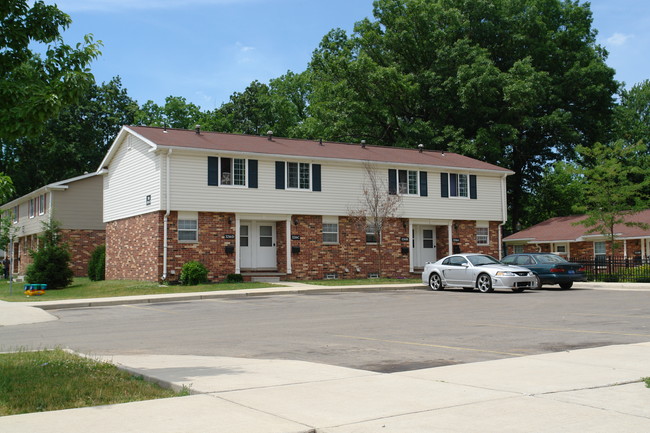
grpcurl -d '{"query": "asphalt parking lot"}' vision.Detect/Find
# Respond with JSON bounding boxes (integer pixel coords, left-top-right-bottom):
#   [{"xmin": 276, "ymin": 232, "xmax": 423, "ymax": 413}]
[{"xmin": 2, "ymin": 286, "xmax": 649, "ymax": 373}]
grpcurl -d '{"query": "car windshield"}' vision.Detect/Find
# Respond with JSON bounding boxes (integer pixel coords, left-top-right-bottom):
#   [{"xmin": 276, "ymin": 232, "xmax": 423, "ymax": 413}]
[
  {"xmin": 536, "ymin": 254, "xmax": 568, "ymax": 264},
  {"xmin": 467, "ymin": 255, "xmax": 501, "ymax": 266}
]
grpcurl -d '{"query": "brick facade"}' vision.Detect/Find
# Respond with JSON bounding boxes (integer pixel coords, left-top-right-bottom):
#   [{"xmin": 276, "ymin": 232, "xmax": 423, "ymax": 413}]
[
  {"xmin": 106, "ymin": 212, "xmax": 163, "ymax": 281},
  {"xmin": 506, "ymin": 239, "xmax": 646, "ymax": 259},
  {"xmin": 60, "ymin": 229, "xmax": 106, "ymax": 277},
  {"xmin": 106, "ymin": 211, "xmax": 502, "ymax": 282},
  {"xmin": 11, "ymin": 230, "xmax": 105, "ymax": 278}
]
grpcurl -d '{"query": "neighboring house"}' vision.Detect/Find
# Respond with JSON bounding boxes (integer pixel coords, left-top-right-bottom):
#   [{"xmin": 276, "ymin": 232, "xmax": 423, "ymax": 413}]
[
  {"xmin": 0, "ymin": 173, "xmax": 106, "ymax": 278},
  {"xmin": 503, "ymin": 211, "xmax": 650, "ymax": 260},
  {"xmin": 100, "ymin": 126, "xmax": 513, "ymax": 282}
]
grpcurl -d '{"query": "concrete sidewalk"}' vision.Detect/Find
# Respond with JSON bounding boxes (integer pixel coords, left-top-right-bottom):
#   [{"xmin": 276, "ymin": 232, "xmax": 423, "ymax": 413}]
[
  {"xmin": 1, "ymin": 282, "xmax": 650, "ymax": 432},
  {"xmin": 1, "ymin": 344, "xmax": 649, "ymax": 432}
]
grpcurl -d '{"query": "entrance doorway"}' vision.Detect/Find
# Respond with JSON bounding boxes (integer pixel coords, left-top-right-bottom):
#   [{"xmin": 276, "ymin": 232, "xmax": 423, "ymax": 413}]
[
  {"xmin": 413, "ymin": 225, "xmax": 437, "ymax": 268},
  {"xmin": 240, "ymin": 221, "xmax": 277, "ymax": 270}
]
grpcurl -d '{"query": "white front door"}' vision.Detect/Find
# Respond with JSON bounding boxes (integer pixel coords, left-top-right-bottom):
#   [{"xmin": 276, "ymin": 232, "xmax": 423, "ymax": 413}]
[
  {"xmin": 413, "ymin": 226, "xmax": 437, "ymax": 267},
  {"xmin": 240, "ymin": 221, "xmax": 277, "ymax": 270}
]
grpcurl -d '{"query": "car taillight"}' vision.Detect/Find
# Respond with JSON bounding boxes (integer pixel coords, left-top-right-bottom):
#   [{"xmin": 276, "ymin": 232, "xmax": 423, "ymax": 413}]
[
  {"xmin": 550, "ymin": 268, "xmax": 565, "ymax": 273},
  {"xmin": 578, "ymin": 267, "xmax": 586, "ymax": 272}
]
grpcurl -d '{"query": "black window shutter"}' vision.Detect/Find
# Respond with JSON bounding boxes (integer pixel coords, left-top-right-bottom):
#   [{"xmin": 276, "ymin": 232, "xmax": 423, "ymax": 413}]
[
  {"xmin": 440, "ymin": 173, "xmax": 449, "ymax": 197},
  {"xmin": 248, "ymin": 159, "xmax": 258, "ymax": 188},
  {"xmin": 388, "ymin": 169, "xmax": 397, "ymax": 195},
  {"xmin": 470, "ymin": 175, "xmax": 477, "ymax": 199},
  {"xmin": 312, "ymin": 164, "xmax": 321, "ymax": 191},
  {"xmin": 208, "ymin": 156, "xmax": 219, "ymax": 186},
  {"xmin": 275, "ymin": 161, "xmax": 285, "ymax": 189},
  {"xmin": 419, "ymin": 171, "xmax": 428, "ymax": 197}
]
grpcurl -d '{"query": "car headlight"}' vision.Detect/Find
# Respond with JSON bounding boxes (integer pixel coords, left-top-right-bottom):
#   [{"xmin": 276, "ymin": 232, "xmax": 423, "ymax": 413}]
[{"xmin": 495, "ymin": 271, "xmax": 517, "ymax": 276}]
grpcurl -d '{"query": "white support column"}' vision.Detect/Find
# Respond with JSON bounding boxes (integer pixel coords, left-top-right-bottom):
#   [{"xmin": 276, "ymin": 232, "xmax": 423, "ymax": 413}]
[
  {"xmin": 448, "ymin": 221, "xmax": 453, "ymax": 256},
  {"xmin": 235, "ymin": 215, "xmax": 240, "ymax": 274},
  {"xmin": 408, "ymin": 220, "xmax": 414, "ymax": 273},
  {"xmin": 286, "ymin": 218, "xmax": 292, "ymax": 275}
]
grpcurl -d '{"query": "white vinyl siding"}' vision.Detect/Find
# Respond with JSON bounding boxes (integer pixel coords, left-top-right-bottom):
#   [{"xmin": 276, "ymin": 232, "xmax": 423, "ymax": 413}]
[
  {"xmin": 165, "ymin": 152, "xmax": 506, "ymax": 221},
  {"xmin": 103, "ymin": 134, "xmax": 162, "ymax": 222}
]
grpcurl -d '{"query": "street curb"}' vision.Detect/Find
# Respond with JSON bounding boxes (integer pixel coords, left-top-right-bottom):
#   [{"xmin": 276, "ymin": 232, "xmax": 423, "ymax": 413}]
[{"xmin": 23, "ymin": 285, "xmax": 425, "ymax": 310}]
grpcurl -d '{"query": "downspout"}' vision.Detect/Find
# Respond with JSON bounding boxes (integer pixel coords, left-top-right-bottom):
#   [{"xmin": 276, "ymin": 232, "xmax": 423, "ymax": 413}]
[
  {"xmin": 162, "ymin": 149, "xmax": 172, "ymax": 281},
  {"xmin": 498, "ymin": 174, "xmax": 508, "ymax": 259}
]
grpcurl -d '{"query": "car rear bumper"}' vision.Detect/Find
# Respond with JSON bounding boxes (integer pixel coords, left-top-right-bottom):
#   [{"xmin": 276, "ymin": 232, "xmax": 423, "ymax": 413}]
[{"xmin": 540, "ymin": 274, "xmax": 588, "ymax": 284}]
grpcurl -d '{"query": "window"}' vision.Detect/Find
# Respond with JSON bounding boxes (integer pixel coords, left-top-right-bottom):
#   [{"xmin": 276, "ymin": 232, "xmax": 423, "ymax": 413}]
[
  {"xmin": 322, "ymin": 217, "xmax": 339, "ymax": 244},
  {"xmin": 514, "ymin": 244, "xmax": 524, "ymax": 254},
  {"xmin": 287, "ymin": 162, "xmax": 310, "ymax": 189},
  {"xmin": 450, "ymin": 174, "xmax": 468, "ymax": 197},
  {"xmin": 28, "ymin": 199, "xmax": 35, "ymax": 218},
  {"xmin": 178, "ymin": 214, "xmax": 198, "ymax": 242},
  {"xmin": 12, "ymin": 206, "xmax": 18, "ymax": 223},
  {"xmin": 240, "ymin": 225, "xmax": 249, "ymax": 247},
  {"xmin": 38, "ymin": 194, "xmax": 46, "ymax": 215},
  {"xmin": 398, "ymin": 170, "xmax": 418, "ymax": 195},
  {"xmin": 220, "ymin": 157, "xmax": 246, "ymax": 186},
  {"xmin": 366, "ymin": 222, "xmax": 378, "ymax": 244},
  {"xmin": 476, "ymin": 227, "xmax": 489, "ymax": 245}
]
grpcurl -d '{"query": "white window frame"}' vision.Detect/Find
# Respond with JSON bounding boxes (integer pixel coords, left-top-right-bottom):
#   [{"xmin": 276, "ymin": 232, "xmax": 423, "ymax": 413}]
[
  {"xmin": 220, "ymin": 157, "xmax": 247, "ymax": 187},
  {"xmin": 28, "ymin": 199, "xmax": 35, "ymax": 218},
  {"xmin": 178, "ymin": 212, "xmax": 198, "ymax": 243},
  {"xmin": 476, "ymin": 227, "xmax": 489, "ymax": 245},
  {"xmin": 366, "ymin": 220, "xmax": 378, "ymax": 244},
  {"xmin": 287, "ymin": 162, "xmax": 311, "ymax": 190},
  {"xmin": 38, "ymin": 194, "xmax": 46, "ymax": 216},
  {"xmin": 322, "ymin": 216, "xmax": 339, "ymax": 244},
  {"xmin": 449, "ymin": 173, "xmax": 469, "ymax": 198},
  {"xmin": 397, "ymin": 169, "xmax": 419, "ymax": 195}
]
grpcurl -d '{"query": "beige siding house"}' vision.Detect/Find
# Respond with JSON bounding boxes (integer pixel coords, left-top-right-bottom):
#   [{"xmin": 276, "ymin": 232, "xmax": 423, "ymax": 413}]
[
  {"xmin": 101, "ymin": 126, "xmax": 513, "ymax": 282},
  {"xmin": 1, "ymin": 173, "xmax": 105, "ymax": 278}
]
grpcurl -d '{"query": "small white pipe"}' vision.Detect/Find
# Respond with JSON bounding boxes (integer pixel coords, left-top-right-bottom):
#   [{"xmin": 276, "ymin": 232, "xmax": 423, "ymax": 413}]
[{"xmin": 162, "ymin": 149, "xmax": 172, "ymax": 281}]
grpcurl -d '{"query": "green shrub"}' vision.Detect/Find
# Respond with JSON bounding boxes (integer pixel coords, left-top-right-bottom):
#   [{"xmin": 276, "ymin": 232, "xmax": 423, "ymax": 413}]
[
  {"xmin": 179, "ymin": 261, "xmax": 208, "ymax": 285},
  {"xmin": 26, "ymin": 221, "xmax": 73, "ymax": 290},
  {"xmin": 88, "ymin": 245, "xmax": 106, "ymax": 281},
  {"xmin": 225, "ymin": 273, "xmax": 243, "ymax": 283}
]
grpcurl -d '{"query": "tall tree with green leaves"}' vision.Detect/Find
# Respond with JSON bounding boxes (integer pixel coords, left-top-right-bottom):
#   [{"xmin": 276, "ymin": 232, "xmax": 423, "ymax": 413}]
[
  {"xmin": 0, "ymin": 0, "xmax": 101, "ymax": 139},
  {"xmin": 574, "ymin": 140, "xmax": 650, "ymax": 249},
  {"xmin": 0, "ymin": 77, "xmax": 138, "ymax": 198},
  {"xmin": 306, "ymin": 0, "xmax": 618, "ymax": 230}
]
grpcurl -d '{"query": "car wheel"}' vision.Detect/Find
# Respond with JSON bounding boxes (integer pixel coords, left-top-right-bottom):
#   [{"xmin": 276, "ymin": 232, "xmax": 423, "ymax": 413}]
[
  {"xmin": 511, "ymin": 287, "xmax": 525, "ymax": 293},
  {"xmin": 477, "ymin": 274, "xmax": 494, "ymax": 293},
  {"xmin": 534, "ymin": 274, "xmax": 542, "ymax": 289},
  {"xmin": 559, "ymin": 282, "xmax": 573, "ymax": 290},
  {"xmin": 428, "ymin": 273, "xmax": 444, "ymax": 291}
]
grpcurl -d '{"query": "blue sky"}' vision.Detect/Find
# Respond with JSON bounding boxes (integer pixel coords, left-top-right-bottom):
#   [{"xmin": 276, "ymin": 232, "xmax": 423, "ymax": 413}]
[{"xmin": 53, "ymin": 0, "xmax": 650, "ymax": 109}]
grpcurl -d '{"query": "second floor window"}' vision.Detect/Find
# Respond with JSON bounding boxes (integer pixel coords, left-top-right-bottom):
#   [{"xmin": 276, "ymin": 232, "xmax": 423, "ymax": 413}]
[
  {"xmin": 450, "ymin": 173, "xmax": 468, "ymax": 197},
  {"xmin": 398, "ymin": 169, "xmax": 418, "ymax": 195},
  {"xmin": 29, "ymin": 199, "xmax": 35, "ymax": 218},
  {"xmin": 221, "ymin": 157, "xmax": 246, "ymax": 186},
  {"xmin": 287, "ymin": 162, "xmax": 310, "ymax": 189}
]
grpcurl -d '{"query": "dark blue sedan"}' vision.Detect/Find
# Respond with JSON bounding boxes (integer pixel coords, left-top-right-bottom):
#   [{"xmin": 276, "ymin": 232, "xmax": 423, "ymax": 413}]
[{"xmin": 501, "ymin": 253, "xmax": 587, "ymax": 289}]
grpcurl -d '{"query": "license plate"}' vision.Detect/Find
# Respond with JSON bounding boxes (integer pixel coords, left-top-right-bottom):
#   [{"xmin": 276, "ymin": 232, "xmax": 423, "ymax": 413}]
[{"xmin": 568, "ymin": 270, "xmax": 575, "ymax": 274}]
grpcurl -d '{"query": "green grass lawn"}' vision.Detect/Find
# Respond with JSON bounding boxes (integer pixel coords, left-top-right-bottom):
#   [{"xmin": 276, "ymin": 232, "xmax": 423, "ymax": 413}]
[
  {"xmin": 0, "ymin": 349, "xmax": 187, "ymax": 416},
  {"xmin": 0, "ymin": 278, "xmax": 278, "ymax": 302}
]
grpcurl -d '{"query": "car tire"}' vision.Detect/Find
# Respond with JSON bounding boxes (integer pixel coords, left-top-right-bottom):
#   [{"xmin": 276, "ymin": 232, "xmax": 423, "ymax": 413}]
[
  {"xmin": 477, "ymin": 274, "xmax": 494, "ymax": 293},
  {"xmin": 559, "ymin": 282, "xmax": 573, "ymax": 290},
  {"xmin": 428, "ymin": 273, "xmax": 444, "ymax": 291},
  {"xmin": 534, "ymin": 274, "xmax": 542, "ymax": 289}
]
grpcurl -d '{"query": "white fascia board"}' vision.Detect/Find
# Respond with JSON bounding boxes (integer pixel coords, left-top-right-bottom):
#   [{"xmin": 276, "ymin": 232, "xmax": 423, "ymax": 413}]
[
  {"xmin": 153, "ymin": 144, "xmax": 514, "ymax": 176},
  {"xmin": 98, "ymin": 126, "xmax": 159, "ymax": 170}
]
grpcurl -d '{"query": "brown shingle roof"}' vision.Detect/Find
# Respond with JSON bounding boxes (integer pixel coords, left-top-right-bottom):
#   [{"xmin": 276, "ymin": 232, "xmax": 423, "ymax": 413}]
[
  {"xmin": 126, "ymin": 126, "xmax": 511, "ymax": 173},
  {"xmin": 504, "ymin": 210, "xmax": 650, "ymax": 242}
]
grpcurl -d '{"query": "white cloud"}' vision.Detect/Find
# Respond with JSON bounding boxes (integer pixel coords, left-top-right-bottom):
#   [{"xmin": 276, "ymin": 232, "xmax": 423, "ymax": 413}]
[
  {"xmin": 54, "ymin": 0, "xmax": 257, "ymax": 13},
  {"xmin": 606, "ymin": 32, "xmax": 634, "ymax": 46}
]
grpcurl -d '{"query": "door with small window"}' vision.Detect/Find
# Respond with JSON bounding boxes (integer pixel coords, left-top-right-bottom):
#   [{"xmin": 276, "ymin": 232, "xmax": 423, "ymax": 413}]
[
  {"xmin": 239, "ymin": 221, "xmax": 277, "ymax": 270},
  {"xmin": 413, "ymin": 225, "xmax": 437, "ymax": 267}
]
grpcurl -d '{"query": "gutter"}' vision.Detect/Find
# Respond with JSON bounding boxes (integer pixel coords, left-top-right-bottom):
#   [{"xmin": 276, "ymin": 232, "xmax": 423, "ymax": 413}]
[
  {"xmin": 498, "ymin": 174, "xmax": 508, "ymax": 259},
  {"xmin": 162, "ymin": 149, "xmax": 172, "ymax": 281}
]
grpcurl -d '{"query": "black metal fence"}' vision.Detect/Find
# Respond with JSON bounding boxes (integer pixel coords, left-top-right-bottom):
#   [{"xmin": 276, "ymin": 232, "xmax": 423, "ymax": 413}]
[{"xmin": 572, "ymin": 255, "xmax": 650, "ymax": 282}]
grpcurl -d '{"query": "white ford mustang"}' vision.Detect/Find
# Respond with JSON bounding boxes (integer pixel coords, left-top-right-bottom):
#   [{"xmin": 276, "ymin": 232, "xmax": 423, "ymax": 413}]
[{"xmin": 421, "ymin": 253, "xmax": 537, "ymax": 293}]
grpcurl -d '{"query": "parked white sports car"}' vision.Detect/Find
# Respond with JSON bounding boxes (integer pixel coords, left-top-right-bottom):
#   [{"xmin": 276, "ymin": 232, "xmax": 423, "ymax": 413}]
[{"xmin": 421, "ymin": 253, "xmax": 537, "ymax": 293}]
